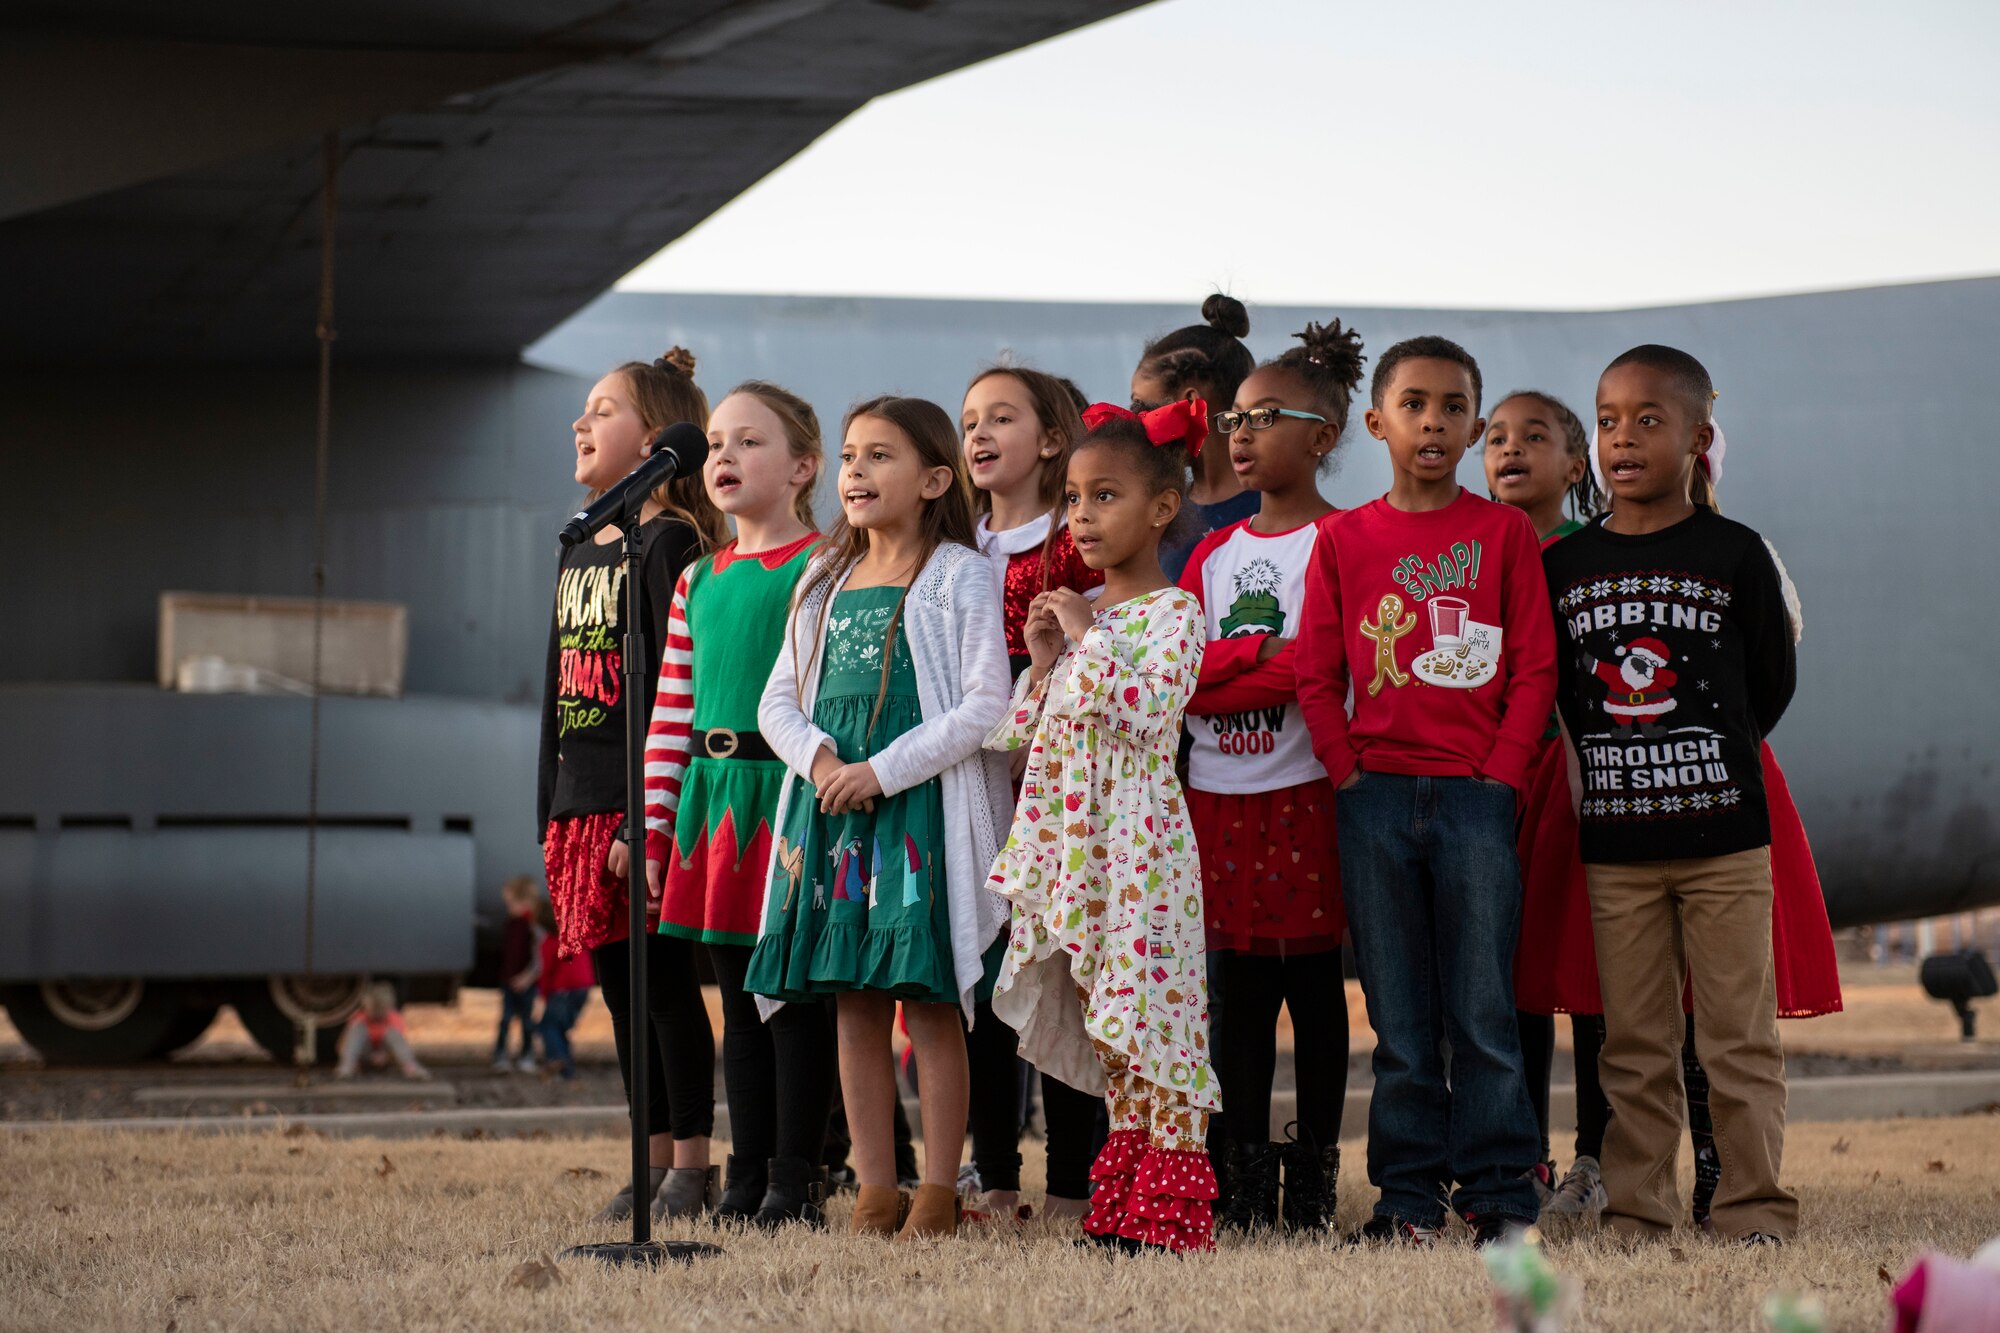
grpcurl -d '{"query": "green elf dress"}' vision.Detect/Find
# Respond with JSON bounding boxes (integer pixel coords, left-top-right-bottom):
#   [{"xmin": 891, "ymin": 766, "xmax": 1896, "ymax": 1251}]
[{"xmin": 643, "ymin": 533, "xmax": 820, "ymax": 945}]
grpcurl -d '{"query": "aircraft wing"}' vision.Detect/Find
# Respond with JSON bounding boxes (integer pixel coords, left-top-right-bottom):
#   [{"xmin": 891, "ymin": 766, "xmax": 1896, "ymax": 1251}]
[{"xmin": 0, "ymin": 0, "xmax": 1150, "ymax": 362}]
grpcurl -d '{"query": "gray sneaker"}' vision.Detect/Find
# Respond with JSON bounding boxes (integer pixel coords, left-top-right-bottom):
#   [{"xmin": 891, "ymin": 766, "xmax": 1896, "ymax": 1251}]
[{"xmin": 1543, "ymin": 1156, "xmax": 1607, "ymax": 1218}]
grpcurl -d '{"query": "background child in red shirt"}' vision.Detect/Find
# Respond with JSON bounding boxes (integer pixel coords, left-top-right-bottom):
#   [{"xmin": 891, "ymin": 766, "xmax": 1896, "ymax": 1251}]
[
  {"xmin": 1179, "ymin": 320, "xmax": 1363, "ymax": 1234},
  {"xmin": 536, "ymin": 904, "xmax": 595, "ymax": 1081},
  {"xmin": 1295, "ymin": 336, "xmax": 1556, "ymax": 1246},
  {"xmin": 492, "ymin": 875, "xmax": 541, "ymax": 1073}
]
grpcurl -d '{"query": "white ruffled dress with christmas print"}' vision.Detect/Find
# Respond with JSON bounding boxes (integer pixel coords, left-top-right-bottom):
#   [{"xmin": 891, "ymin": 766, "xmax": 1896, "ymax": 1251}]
[{"xmin": 984, "ymin": 586, "xmax": 1218, "ymax": 1251}]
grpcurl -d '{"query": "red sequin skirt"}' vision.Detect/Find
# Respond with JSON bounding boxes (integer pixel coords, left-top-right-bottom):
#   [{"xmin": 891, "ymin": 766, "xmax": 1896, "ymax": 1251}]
[
  {"xmin": 543, "ymin": 812, "xmax": 632, "ymax": 959},
  {"xmin": 1513, "ymin": 740, "xmax": 1842, "ymax": 1019}
]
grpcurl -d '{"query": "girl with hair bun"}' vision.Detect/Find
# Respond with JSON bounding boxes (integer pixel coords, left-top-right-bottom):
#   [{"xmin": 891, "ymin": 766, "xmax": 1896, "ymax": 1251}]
[
  {"xmin": 537, "ymin": 347, "xmax": 727, "ymax": 1226},
  {"xmin": 1178, "ymin": 320, "xmax": 1363, "ymax": 1236},
  {"xmin": 1132, "ymin": 294, "xmax": 1260, "ymax": 579}
]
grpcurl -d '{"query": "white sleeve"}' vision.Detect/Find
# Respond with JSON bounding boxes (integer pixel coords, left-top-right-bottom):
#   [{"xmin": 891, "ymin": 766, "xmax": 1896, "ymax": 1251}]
[
  {"xmin": 869, "ymin": 554, "xmax": 1013, "ymax": 799},
  {"xmin": 758, "ymin": 600, "xmax": 837, "ymax": 779}
]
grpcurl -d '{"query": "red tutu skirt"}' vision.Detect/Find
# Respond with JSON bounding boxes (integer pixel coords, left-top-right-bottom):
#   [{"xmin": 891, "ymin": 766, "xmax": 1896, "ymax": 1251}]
[
  {"xmin": 543, "ymin": 812, "xmax": 636, "ymax": 959},
  {"xmin": 1513, "ymin": 740, "xmax": 1842, "ymax": 1019},
  {"xmin": 1188, "ymin": 779, "xmax": 1345, "ymax": 954}
]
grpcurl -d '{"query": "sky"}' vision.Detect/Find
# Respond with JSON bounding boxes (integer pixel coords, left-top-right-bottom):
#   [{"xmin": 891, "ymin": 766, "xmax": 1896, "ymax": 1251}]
[{"xmin": 621, "ymin": 0, "xmax": 2000, "ymax": 311}]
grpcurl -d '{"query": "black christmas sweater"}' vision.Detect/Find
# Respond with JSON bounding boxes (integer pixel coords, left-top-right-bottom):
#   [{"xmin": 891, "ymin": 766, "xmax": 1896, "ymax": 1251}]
[
  {"xmin": 536, "ymin": 516, "xmax": 700, "ymax": 834},
  {"xmin": 1543, "ymin": 507, "xmax": 1795, "ymax": 864}
]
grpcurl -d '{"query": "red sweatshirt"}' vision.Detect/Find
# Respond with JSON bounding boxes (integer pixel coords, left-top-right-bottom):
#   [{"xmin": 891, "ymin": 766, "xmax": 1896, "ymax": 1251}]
[{"xmin": 1294, "ymin": 489, "xmax": 1556, "ymax": 791}]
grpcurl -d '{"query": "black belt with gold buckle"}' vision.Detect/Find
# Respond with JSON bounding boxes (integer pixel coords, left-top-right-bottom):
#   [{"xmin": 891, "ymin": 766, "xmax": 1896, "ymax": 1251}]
[{"xmin": 694, "ymin": 728, "xmax": 776, "ymax": 762}]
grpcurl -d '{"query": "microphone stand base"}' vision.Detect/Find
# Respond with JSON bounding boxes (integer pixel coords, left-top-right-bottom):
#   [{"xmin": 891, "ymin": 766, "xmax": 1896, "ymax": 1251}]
[{"xmin": 559, "ymin": 1240, "xmax": 725, "ymax": 1268}]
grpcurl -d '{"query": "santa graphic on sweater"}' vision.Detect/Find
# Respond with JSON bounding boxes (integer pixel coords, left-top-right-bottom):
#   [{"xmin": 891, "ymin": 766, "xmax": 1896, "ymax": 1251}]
[{"xmin": 1587, "ymin": 636, "xmax": 1678, "ymax": 738}]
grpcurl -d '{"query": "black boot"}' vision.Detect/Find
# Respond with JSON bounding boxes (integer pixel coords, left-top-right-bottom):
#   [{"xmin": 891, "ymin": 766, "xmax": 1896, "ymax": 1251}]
[
  {"xmin": 712, "ymin": 1154, "xmax": 767, "ymax": 1225},
  {"xmin": 753, "ymin": 1155, "xmax": 828, "ymax": 1230},
  {"xmin": 1217, "ymin": 1142, "xmax": 1281, "ymax": 1233},
  {"xmin": 1280, "ymin": 1131, "xmax": 1339, "ymax": 1233}
]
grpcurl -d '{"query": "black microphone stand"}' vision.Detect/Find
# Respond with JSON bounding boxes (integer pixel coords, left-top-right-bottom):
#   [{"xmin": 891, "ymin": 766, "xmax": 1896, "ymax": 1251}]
[{"xmin": 561, "ymin": 484, "xmax": 722, "ymax": 1269}]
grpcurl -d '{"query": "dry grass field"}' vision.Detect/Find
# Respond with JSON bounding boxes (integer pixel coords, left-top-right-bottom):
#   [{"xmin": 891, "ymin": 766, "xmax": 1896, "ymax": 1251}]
[{"xmin": 6, "ymin": 1114, "xmax": 1998, "ymax": 1332}]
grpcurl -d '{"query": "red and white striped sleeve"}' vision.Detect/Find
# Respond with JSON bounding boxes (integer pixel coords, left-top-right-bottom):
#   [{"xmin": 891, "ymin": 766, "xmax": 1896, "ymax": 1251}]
[{"xmin": 643, "ymin": 567, "xmax": 697, "ymax": 866}]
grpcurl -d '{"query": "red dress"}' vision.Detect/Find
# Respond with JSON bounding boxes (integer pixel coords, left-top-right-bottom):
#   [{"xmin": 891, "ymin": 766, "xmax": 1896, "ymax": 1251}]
[
  {"xmin": 1512, "ymin": 738, "xmax": 1843, "ymax": 1018},
  {"xmin": 976, "ymin": 514, "xmax": 1102, "ymax": 659}
]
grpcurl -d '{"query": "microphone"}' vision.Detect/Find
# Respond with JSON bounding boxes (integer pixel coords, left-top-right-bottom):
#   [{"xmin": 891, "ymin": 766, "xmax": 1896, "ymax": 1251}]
[{"xmin": 558, "ymin": 421, "xmax": 707, "ymax": 548}]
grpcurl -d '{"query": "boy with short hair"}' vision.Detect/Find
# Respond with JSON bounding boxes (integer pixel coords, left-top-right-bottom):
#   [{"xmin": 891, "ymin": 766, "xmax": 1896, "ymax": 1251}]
[
  {"xmin": 1296, "ymin": 335, "xmax": 1556, "ymax": 1245},
  {"xmin": 1544, "ymin": 344, "xmax": 1797, "ymax": 1244}
]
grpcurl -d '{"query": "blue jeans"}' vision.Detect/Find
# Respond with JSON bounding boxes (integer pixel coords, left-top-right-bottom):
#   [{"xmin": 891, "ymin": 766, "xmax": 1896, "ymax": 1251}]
[
  {"xmin": 494, "ymin": 984, "xmax": 536, "ymax": 1060},
  {"xmin": 538, "ymin": 988, "xmax": 589, "ymax": 1076},
  {"xmin": 1336, "ymin": 771, "xmax": 1540, "ymax": 1226}
]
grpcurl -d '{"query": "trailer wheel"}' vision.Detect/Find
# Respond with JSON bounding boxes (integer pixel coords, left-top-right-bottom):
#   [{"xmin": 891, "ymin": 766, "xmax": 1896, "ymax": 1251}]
[
  {"xmin": 233, "ymin": 976, "xmax": 364, "ymax": 1065},
  {"xmin": 2, "ymin": 979, "xmax": 182, "ymax": 1065},
  {"xmin": 151, "ymin": 1004, "xmax": 220, "ymax": 1057}
]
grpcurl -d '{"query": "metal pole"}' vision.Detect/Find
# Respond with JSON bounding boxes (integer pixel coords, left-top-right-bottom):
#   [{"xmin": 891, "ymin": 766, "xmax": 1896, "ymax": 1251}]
[
  {"xmin": 300, "ymin": 130, "xmax": 338, "ymax": 1065},
  {"xmin": 622, "ymin": 506, "xmax": 651, "ymax": 1252},
  {"xmin": 559, "ymin": 497, "xmax": 719, "ymax": 1268}
]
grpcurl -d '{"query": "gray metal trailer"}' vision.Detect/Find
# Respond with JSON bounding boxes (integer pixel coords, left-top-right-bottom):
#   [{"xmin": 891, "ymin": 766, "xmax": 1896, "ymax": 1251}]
[{"xmin": 0, "ymin": 685, "xmax": 538, "ymax": 1062}]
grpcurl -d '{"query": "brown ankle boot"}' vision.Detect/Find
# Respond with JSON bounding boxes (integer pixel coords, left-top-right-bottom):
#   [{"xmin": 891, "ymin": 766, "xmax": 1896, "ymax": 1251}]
[
  {"xmin": 894, "ymin": 1183, "xmax": 961, "ymax": 1241},
  {"xmin": 849, "ymin": 1184, "xmax": 904, "ymax": 1237}
]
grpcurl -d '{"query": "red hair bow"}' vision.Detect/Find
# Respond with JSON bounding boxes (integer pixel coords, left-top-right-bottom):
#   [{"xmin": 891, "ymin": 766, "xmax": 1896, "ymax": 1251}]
[{"xmin": 1081, "ymin": 398, "xmax": 1209, "ymax": 458}]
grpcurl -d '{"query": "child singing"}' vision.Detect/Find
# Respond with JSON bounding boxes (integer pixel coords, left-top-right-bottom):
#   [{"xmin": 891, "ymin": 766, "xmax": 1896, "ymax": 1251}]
[
  {"xmin": 1180, "ymin": 321, "xmax": 1364, "ymax": 1235},
  {"xmin": 961, "ymin": 363, "xmax": 1105, "ymax": 1221},
  {"xmin": 747, "ymin": 395, "xmax": 1013, "ymax": 1241},
  {"xmin": 1482, "ymin": 388, "xmax": 1600, "ymax": 1190},
  {"xmin": 1294, "ymin": 336, "xmax": 1556, "ymax": 1247},
  {"xmin": 1542, "ymin": 355, "xmax": 1820, "ymax": 1243},
  {"xmin": 643, "ymin": 380, "xmax": 832, "ymax": 1227},
  {"xmin": 537, "ymin": 347, "xmax": 727, "ymax": 1225},
  {"xmin": 986, "ymin": 399, "xmax": 1215, "ymax": 1254}
]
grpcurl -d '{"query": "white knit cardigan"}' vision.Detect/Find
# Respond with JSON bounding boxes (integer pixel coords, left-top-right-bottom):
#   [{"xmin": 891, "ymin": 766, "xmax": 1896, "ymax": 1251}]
[{"xmin": 755, "ymin": 541, "xmax": 1015, "ymax": 1019}]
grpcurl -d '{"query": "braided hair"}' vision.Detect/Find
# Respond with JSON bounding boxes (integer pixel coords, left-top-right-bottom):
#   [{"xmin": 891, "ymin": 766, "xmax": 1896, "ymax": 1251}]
[{"xmin": 1494, "ymin": 389, "xmax": 1601, "ymax": 520}]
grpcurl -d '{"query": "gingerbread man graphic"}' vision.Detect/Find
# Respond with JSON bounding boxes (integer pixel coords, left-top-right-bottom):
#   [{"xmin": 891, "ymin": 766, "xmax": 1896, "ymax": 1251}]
[{"xmin": 1360, "ymin": 592, "xmax": 1417, "ymax": 696}]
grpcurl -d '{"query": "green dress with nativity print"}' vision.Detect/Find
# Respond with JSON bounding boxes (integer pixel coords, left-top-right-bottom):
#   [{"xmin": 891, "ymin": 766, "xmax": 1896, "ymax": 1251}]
[{"xmin": 745, "ymin": 584, "xmax": 957, "ymax": 1005}]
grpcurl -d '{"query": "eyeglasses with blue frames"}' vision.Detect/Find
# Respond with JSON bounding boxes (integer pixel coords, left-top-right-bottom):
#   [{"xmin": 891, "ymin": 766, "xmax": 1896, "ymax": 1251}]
[{"xmin": 1212, "ymin": 407, "xmax": 1329, "ymax": 433}]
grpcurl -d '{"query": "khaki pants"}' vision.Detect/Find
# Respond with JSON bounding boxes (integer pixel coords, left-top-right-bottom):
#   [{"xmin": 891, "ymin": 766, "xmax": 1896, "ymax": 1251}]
[{"xmin": 1586, "ymin": 847, "xmax": 1798, "ymax": 1240}]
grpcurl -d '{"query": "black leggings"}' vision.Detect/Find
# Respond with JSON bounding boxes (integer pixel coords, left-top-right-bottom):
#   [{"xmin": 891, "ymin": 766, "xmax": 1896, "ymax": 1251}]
[
  {"xmin": 1569, "ymin": 1012, "xmax": 1717, "ymax": 1217},
  {"xmin": 1040, "ymin": 1071, "xmax": 1107, "ymax": 1200},
  {"xmin": 1571, "ymin": 1012, "xmax": 1609, "ymax": 1160},
  {"xmin": 964, "ymin": 997, "xmax": 1023, "ymax": 1192},
  {"xmin": 1517, "ymin": 1010, "xmax": 1557, "ymax": 1166},
  {"xmin": 592, "ymin": 933, "xmax": 715, "ymax": 1140},
  {"xmin": 707, "ymin": 942, "xmax": 834, "ymax": 1164},
  {"xmin": 1216, "ymin": 949, "xmax": 1349, "ymax": 1150}
]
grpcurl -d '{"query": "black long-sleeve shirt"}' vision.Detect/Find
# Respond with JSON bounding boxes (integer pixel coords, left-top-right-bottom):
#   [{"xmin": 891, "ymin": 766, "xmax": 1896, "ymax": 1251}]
[
  {"xmin": 536, "ymin": 516, "xmax": 700, "ymax": 836},
  {"xmin": 1543, "ymin": 507, "xmax": 1795, "ymax": 864}
]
